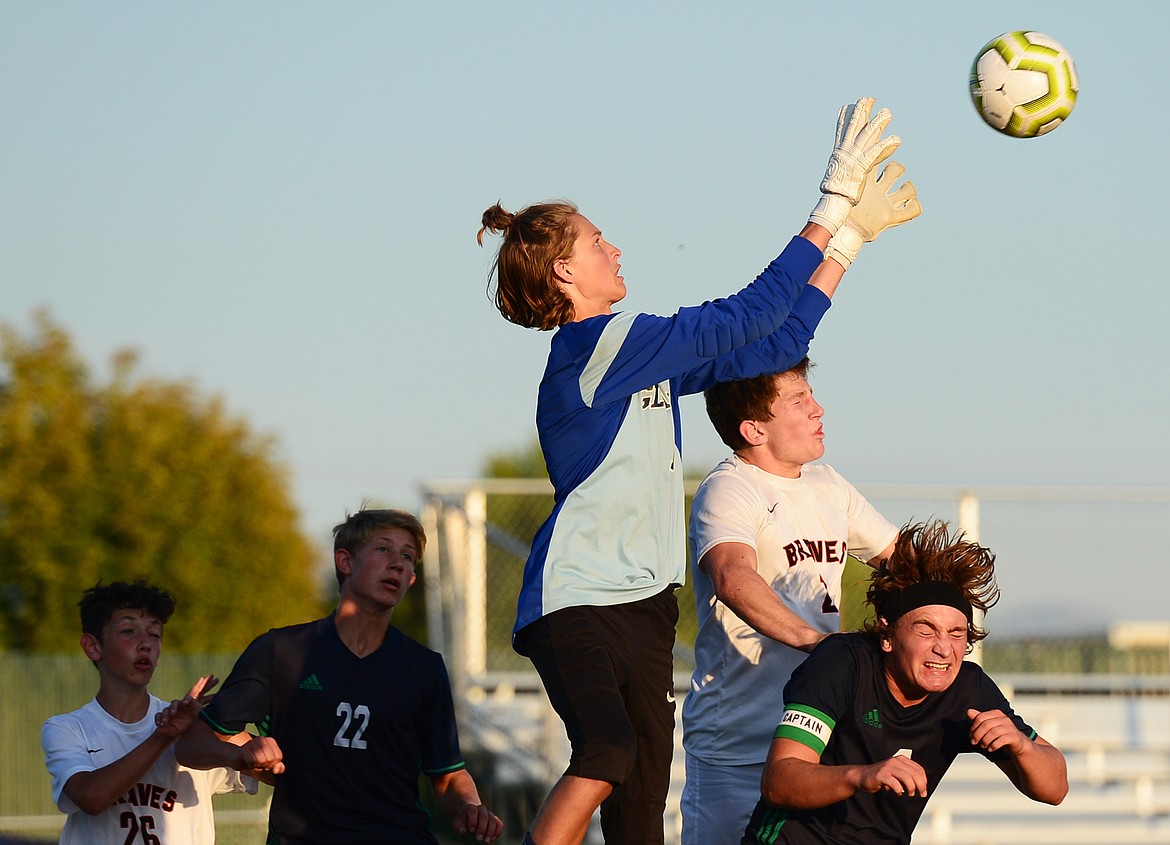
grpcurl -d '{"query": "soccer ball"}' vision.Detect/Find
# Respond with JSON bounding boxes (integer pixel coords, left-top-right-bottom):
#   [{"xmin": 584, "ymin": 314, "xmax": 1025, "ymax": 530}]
[{"xmin": 969, "ymin": 31, "xmax": 1079, "ymax": 138}]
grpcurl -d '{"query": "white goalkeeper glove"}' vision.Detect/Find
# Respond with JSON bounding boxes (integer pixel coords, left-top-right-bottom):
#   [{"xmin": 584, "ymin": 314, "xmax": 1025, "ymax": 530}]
[
  {"xmin": 825, "ymin": 160, "xmax": 922, "ymax": 269},
  {"xmin": 809, "ymin": 97, "xmax": 902, "ymax": 235}
]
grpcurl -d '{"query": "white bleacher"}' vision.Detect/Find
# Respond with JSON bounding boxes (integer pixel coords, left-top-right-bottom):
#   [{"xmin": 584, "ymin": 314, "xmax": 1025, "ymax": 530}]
[
  {"xmin": 461, "ymin": 673, "xmax": 1170, "ymax": 845},
  {"xmin": 911, "ymin": 680, "xmax": 1170, "ymax": 845},
  {"xmin": 425, "ymin": 482, "xmax": 1170, "ymax": 843}
]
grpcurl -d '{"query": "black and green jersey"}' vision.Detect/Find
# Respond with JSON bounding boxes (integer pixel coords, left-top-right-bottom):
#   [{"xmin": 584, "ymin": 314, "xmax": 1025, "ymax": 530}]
[
  {"xmin": 744, "ymin": 633, "xmax": 1034, "ymax": 845},
  {"xmin": 202, "ymin": 616, "xmax": 464, "ymax": 845}
]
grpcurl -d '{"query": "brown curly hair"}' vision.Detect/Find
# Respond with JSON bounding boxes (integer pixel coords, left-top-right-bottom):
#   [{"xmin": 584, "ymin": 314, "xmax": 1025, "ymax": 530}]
[
  {"xmin": 477, "ymin": 200, "xmax": 579, "ymax": 330},
  {"xmin": 864, "ymin": 520, "xmax": 1000, "ymax": 651},
  {"xmin": 79, "ymin": 580, "xmax": 176, "ymax": 641}
]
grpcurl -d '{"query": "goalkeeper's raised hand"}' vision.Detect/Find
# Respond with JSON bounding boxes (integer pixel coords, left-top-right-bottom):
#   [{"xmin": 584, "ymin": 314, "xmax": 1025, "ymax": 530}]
[
  {"xmin": 809, "ymin": 97, "xmax": 902, "ymax": 235},
  {"xmin": 825, "ymin": 160, "xmax": 922, "ymax": 269}
]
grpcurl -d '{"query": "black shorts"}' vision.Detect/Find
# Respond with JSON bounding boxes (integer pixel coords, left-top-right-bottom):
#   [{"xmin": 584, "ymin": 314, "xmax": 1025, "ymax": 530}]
[{"xmin": 521, "ymin": 587, "xmax": 679, "ymax": 844}]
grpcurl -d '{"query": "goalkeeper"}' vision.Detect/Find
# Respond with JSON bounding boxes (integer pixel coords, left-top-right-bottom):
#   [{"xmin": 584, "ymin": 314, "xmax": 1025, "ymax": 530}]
[{"xmin": 476, "ymin": 98, "xmax": 919, "ymax": 845}]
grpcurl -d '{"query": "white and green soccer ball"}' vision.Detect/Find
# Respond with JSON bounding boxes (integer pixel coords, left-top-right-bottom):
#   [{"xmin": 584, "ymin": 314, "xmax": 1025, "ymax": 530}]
[{"xmin": 969, "ymin": 31, "xmax": 1079, "ymax": 138}]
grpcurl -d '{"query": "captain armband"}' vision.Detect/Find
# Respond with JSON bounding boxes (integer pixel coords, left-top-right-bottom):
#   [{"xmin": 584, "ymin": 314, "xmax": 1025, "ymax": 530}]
[{"xmin": 774, "ymin": 704, "xmax": 835, "ymax": 756}]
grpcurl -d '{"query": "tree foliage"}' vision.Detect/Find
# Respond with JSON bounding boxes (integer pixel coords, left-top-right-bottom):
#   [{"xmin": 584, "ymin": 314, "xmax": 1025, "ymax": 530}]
[
  {"xmin": 0, "ymin": 312, "xmax": 328, "ymax": 652},
  {"xmin": 483, "ymin": 439, "xmax": 547, "ymax": 480}
]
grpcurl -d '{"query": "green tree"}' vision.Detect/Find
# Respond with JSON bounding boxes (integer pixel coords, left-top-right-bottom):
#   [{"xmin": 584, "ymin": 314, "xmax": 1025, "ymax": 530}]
[
  {"xmin": 484, "ymin": 439, "xmax": 547, "ymax": 479},
  {"xmin": 840, "ymin": 557, "xmax": 877, "ymax": 632},
  {"xmin": 0, "ymin": 312, "xmax": 328, "ymax": 652}
]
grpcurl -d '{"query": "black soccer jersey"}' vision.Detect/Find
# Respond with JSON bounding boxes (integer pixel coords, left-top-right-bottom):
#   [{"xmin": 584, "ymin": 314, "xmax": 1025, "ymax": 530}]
[
  {"xmin": 744, "ymin": 633, "xmax": 1035, "ymax": 845},
  {"xmin": 202, "ymin": 616, "xmax": 465, "ymax": 845}
]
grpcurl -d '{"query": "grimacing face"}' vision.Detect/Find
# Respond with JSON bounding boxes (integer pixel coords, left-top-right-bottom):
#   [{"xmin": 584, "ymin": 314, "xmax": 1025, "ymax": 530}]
[{"xmin": 881, "ymin": 604, "xmax": 969, "ymax": 706}]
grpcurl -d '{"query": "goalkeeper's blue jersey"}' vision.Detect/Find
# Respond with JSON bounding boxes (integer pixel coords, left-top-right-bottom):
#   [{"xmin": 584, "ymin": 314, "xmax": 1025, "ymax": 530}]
[{"xmin": 513, "ymin": 236, "xmax": 830, "ymax": 647}]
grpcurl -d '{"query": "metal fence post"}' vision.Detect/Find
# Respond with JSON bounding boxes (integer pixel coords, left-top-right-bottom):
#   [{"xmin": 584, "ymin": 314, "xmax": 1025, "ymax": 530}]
[
  {"xmin": 958, "ymin": 491, "xmax": 984, "ymax": 667},
  {"xmin": 443, "ymin": 500, "xmax": 470, "ymax": 700},
  {"xmin": 421, "ymin": 496, "xmax": 446, "ymax": 657},
  {"xmin": 465, "ymin": 486, "xmax": 487, "ymax": 678}
]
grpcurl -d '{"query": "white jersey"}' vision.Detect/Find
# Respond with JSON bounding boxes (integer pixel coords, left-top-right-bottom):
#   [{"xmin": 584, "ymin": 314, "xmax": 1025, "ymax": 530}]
[
  {"xmin": 682, "ymin": 456, "xmax": 897, "ymax": 764},
  {"xmin": 41, "ymin": 696, "xmax": 254, "ymax": 845}
]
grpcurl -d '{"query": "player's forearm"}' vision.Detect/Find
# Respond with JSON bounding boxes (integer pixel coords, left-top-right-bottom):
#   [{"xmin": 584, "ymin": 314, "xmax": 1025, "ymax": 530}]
[
  {"xmin": 732, "ymin": 592, "xmax": 824, "ymax": 651},
  {"xmin": 806, "ymin": 256, "xmax": 845, "ymax": 300},
  {"xmin": 714, "ymin": 565, "xmax": 824, "ymax": 651},
  {"xmin": 761, "ymin": 757, "xmax": 863, "ymax": 808},
  {"xmin": 431, "ymin": 769, "xmax": 482, "ymax": 818},
  {"xmin": 64, "ymin": 731, "xmax": 175, "ymax": 815},
  {"xmin": 1006, "ymin": 738, "xmax": 1069, "ymax": 805},
  {"xmin": 798, "ymin": 222, "xmax": 832, "ymax": 251},
  {"xmin": 175, "ymin": 720, "xmax": 246, "ymax": 771}
]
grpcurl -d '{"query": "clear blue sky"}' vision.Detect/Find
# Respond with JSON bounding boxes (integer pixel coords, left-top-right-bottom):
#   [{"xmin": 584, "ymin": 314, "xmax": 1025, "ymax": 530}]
[{"xmin": 3, "ymin": 1, "xmax": 1167, "ymax": 635}]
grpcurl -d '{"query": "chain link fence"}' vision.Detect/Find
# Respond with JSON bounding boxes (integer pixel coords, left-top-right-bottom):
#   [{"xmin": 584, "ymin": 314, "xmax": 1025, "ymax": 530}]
[
  {"xmin": 0, "ymin": 652, "xmax": 268, "ymax": 843},
  {"xmin": 421, "ymin": 479, "xmax": 1170, "ymax": 686},
  {"xmin": 419, "ymin": 479, "xmax": 1170, "ymax": 842},
  {"xmin": 3, "ymin": 482, "xmax": 1167, "ymax": 843}
]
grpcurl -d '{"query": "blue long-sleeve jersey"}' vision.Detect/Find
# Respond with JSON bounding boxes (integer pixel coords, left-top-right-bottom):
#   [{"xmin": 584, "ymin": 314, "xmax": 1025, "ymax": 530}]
[{"xmin": 514, "ymin": 237, "xmax": 830, "ymax": 646}]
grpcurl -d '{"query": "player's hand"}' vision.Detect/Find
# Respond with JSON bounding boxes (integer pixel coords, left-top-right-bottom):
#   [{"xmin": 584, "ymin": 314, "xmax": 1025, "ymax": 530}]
[
  {"xmin": 810, "ymin": 97, "xmax": 902, "ymax": 235},
  {"xmin": 825, "ymin": 160, "xmax": 921, "ymax": 268},
  {"xmin": 968, "ymin": 708, "xmax": 1028, "ymax": 756},
  {"xmin": 155, "ymin": 674, "xmax": 219, "ymax": 737},
  {"xmin": 855, "ymin": 754, "xmax": 929, "ymax": 798},
  {"xmin": 235, "ymin": 735, "xmax": 286, "ymax": 775},
  {"xmin": 451, "ymin": 802, "xmax": 504, "ymax": 842},
  {"xmin": 822, "ymin": 98, "xmax": 900, "ymax": 201}
]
